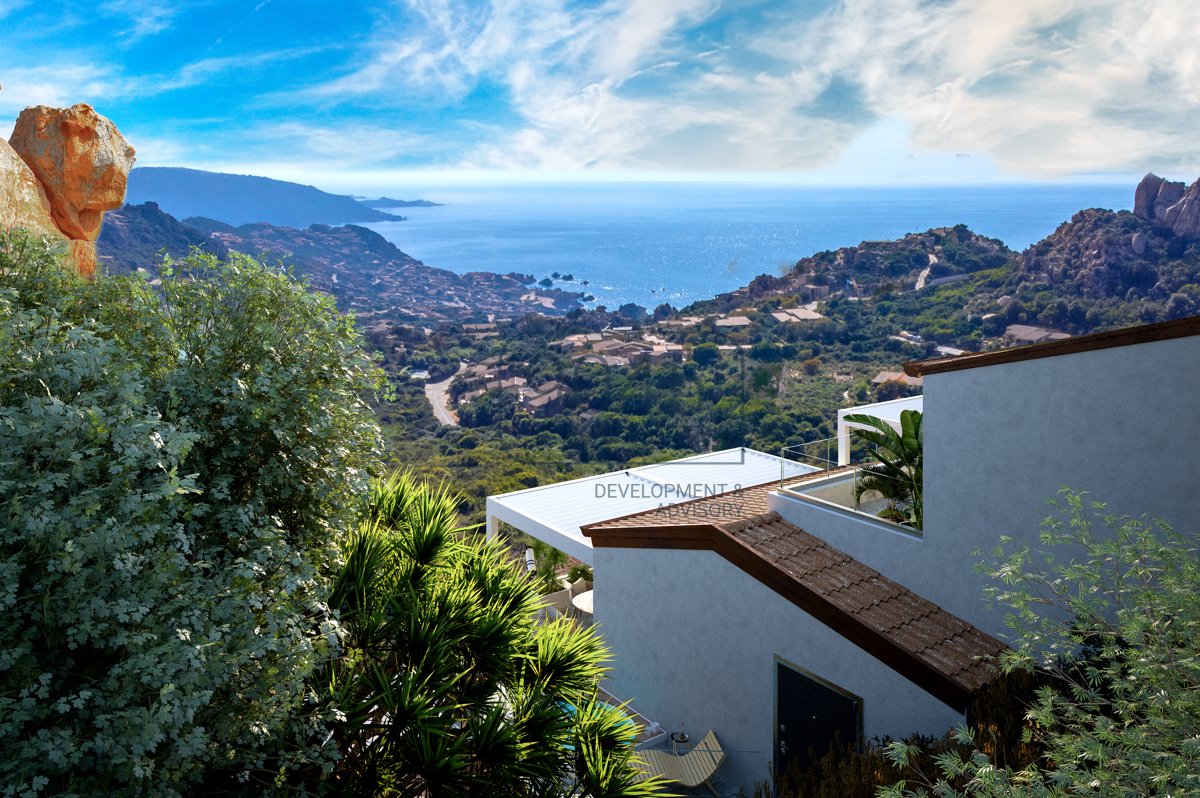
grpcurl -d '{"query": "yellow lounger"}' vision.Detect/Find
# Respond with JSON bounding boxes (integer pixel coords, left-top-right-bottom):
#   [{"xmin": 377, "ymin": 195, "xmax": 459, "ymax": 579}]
[{"xmin": 633, "ymin": 729, "xmax": 726, "ymax": 797}]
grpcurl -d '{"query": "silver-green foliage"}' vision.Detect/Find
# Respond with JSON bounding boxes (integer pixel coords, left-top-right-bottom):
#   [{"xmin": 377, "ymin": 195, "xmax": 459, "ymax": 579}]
[
  {"xmin": 0, "ymin": 236, "xmax": 382, "ymax": 796},
  {"xmin": 880, "ymin": 490, "xmax": 1200, "ymax": 797}
]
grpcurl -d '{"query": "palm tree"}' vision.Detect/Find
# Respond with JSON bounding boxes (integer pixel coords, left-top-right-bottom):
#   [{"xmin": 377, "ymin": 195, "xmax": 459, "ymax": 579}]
[
  {"xmin": 320, "ymin": 472, "xmax": 665, "ymax": 797},
  {"xmin": 530, "ymin": 538, "xmax": 569, "ymax": 593},
  {"xmin": 530, "ymin": 539, "xmax": 594, "ymax": 594},
  {"xmin": 842, "ymin": 410, "xmax": 923, "ymax": 529}
]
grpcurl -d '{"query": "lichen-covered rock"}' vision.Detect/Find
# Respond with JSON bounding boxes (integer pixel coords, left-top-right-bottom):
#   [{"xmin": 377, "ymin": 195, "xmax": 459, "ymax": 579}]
[
  {"xmin": 1132, "ymin": 172, "xmax": 1200, "ymax": 240},
  {"xmin": 0, "ymin": 137, "xmax": 67, "ymax": 245},
  {"xmin": 0, "ymin": 84, "xmax": 65, "ymax": 251},
  {"xmin": 1159, "ymin": 180, "xmax": 1200, "ymax": 239},
  {"xmin": 9, "ymin": 103, "xmax": 135, "ymax": 242},
  {"xmin": 1131, "ymin": 231, "xmax": 1147, "ymax": 255},
  {"xmin": 4, "ymin": 103, "xmax": 135, "ymax": 277}
]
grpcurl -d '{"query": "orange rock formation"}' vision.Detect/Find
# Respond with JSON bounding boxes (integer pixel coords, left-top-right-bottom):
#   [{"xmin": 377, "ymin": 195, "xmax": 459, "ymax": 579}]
[{"xmin": 1, "ymin": 97, "xmax": 134, "ymax": 278}]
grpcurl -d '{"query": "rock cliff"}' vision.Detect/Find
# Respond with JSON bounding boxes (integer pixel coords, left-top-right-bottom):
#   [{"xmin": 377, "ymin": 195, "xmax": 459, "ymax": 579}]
[
  {"xmin": 98, "ymin": 201, "xmax": 229, "ymax": 274},
  {"xmin": 1, "ymin": 96, "xmax": 134, "ymax": 277},
  {"xmin": 0, "ymin": 138, "xmax": 63, "ymax": 243},
  {"xmin": 1133, "ymin": 173, "xmax": 1200, "ymax": 240}
]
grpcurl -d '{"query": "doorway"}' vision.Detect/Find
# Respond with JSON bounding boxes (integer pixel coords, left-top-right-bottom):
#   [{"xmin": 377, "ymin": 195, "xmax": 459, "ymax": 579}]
[{"xmin": 774, "ymin": 658, "xmax": 862, "ymax": 777}]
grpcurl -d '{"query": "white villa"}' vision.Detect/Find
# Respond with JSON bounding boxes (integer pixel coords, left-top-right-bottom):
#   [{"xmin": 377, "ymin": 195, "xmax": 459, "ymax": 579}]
[{"xmin": 487, "ymin": 315, "xmax": 1200, "ymax": 792}]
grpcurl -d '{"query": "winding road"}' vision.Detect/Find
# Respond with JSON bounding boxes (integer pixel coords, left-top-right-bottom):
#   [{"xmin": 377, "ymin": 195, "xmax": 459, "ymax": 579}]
[
  {"xmin": 915, "ymin": 254, "xmax": 939, "ymax": 290},
  {"xmin": 424, "ymin": 362, "xmax": 466, "ymax": 426}
]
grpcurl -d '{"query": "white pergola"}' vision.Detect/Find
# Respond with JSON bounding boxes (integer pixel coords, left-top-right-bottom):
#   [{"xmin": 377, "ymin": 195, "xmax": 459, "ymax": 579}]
[
  {"xmin": 486, "ymin": 447, "xmax": 820, "ymax": 565},
  {"xmin": 835, "ymin": 395, "xmax": 924, "ymax": 466}
]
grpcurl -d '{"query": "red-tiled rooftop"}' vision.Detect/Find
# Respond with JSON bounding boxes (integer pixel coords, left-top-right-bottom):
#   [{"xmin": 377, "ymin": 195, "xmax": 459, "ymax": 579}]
[{"xmin": 583, "ymin": 483, "xmax": 1005, "ymax": 708}]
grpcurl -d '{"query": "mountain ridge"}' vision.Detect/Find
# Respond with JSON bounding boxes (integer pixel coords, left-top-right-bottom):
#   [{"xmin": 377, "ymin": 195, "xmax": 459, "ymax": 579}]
[
  {"xmin": 126, "ymin": 166, "xmax": 397, "ymax": 227},
  {"xmin": 96, "ymin": 201, "xmax": 584, "ymax": 322}
]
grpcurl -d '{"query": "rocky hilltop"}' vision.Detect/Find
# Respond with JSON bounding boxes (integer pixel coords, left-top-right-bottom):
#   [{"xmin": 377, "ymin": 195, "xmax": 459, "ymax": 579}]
[
  {"xmin": 691, "ymin": 225, "xmax": 1012, "ymax": 314},
  {"xmin": 98, "ymin": 201, "xmax": 228, "ymax": 272},
  {"xmin": 1012, "ymin": 174, "xmax": 1200, "ymax": 320},
  {"xmin": 1133, "ymin": 173, "xmax": 1200, "ymax": 239},
  {"xmin": 688, "ymin": 175, "xmax": 1200, "ymax": 344},
  {"xmin": 0, "ymin": 98, "xmax": 133, "ymax": 276},
  {"xmin": 96, "ymin": 202, "xmax": 583, "ymax": 322},
  {"xmin": 1019, "ymin": 208, "xmax": 1162, "ymax": 298}
]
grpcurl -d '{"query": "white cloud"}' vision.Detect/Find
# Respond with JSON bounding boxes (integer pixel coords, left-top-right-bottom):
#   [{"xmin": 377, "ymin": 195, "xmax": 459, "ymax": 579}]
[
  {"xmin": 0, "ymin": 0, "xmax": 30, "ymax": 21},
  {"xmin": 155, "ymin": 119, "xmax": 447, "ymax": 175},
  {"xmin": 158, "ymin": 47, "xmax": 330, "ymax": 92},
  {"xmin": 99, "ymin": 0, "xmax": 183, "ymax": 41},
  {"xmin": 0, "ymin": 46, "xmax": 327, "ymax": 124},
  {"xmin": 766, "ymin": 0, "xmax": 1200, "ymax": 175},
  {"xmin": 21, "ymin": 0, "xmax": 1194, "ymax": 179},
  {"xmin": 118, "ymin": 131, "xmax": 184, "ymax": 164},
  {"xmin": 321, "ymin": 0, "xmax": 1200, "ymax": 177},
  {"xmin": 0, "ymin": 65, "xmax": 127, "ymax": 116}
]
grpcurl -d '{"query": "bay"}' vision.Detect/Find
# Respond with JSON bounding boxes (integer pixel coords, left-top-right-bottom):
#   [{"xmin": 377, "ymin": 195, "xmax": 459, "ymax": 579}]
[{"xmin": 363, "ymin": 181, "xmax": 1131, "ymax": 310}]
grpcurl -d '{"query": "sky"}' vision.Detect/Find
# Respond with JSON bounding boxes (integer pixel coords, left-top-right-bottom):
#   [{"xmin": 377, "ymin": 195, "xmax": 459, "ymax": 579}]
[{"xmin": 1, "ymin": 0, "xmax": 1198, "ymax": 193}]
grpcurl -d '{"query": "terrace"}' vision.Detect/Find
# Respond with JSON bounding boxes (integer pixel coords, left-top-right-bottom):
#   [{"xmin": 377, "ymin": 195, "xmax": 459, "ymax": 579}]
[
  {"xmin": 486, "ymin": 447, "xmax": 819, "ymax": 566},
  {"xmin": 774, "ymin": 395, "xmax": 924, "ymax": 536}
]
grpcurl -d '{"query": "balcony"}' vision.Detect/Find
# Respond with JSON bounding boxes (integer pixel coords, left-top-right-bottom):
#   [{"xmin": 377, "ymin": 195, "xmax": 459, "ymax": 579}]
[{"xmin": 776, "ymin": 395, "xmax": 923, "ymax": 539}]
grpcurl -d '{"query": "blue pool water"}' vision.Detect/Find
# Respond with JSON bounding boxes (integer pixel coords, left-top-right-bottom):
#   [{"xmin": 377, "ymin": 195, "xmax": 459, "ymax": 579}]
[{"xmin": 364, "ymin": 181, "xmax": 1131, "ymax": 309}]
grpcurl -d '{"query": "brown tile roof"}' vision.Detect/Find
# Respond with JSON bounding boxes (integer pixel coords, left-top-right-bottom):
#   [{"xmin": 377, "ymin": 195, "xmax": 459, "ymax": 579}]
[
  {"xmin": 587, "ymin": 480, "xmax": 778, "ymax": 530},
  {"xmin": 583, "ymin": 483, "xmax": 1004, "ymax": 709},
  {"xmin": 587, "ymin": 470, "xmax": 851, "ymax": 532},
  {"xmin": 905, "ymin": 314, "xmax": 1200, "ymax": 377},
  {"xmin": 722, "ymin": 514, "xmax": 1002, "ymax": 698}
]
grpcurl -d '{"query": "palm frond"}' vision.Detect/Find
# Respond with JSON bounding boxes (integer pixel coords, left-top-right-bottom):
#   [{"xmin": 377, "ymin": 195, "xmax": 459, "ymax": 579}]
[{"xmin": 844, "ymin": 411, "xmax": 924, "ymax": 529}]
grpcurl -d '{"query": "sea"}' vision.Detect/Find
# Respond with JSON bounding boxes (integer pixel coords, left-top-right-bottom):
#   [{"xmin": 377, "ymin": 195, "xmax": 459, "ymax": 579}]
[{"xmin": 363, "ymin": 181, "xmax": 1132, "ymax": 310}]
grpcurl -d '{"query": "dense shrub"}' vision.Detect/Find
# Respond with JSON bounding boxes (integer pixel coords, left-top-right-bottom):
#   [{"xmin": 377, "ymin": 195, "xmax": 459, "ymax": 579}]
[
  {"xmin": 0, "ymin": 236, "xmax": 382, "ymax": 796},
  {"xmin": 883, "ymin": 492, "xmax": 1200, "ymax": 797},
  {"xmin": 320, "ymin": 473, "xmax": 664, "ymax": 797},
  {"xmin": 773, "ymin": 732, "xmax": 971, "ymax": 798},
  {"xmin": 772, "ymin": 664, "xmax": 1041, "ymax": 797}
]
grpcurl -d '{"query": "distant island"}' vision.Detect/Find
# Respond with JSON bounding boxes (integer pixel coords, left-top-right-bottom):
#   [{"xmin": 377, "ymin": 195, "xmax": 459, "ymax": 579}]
[
  {"xmin": 359, "ymin": 197, "xmax": 443, "ymax": 209},
  {"xmin": 125, "ymin": 166, "xmax": 398, "ymax": 227}
]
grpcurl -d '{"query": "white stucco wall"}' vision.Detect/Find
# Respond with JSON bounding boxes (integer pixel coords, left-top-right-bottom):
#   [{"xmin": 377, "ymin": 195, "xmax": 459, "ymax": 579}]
[
  {"xmin": 594, "ymin": 546, "xmax": 963, "ymax": 791},
  {"xmin": 773, "ymin": 333, "xmax": 1200, "ymax": 635}
]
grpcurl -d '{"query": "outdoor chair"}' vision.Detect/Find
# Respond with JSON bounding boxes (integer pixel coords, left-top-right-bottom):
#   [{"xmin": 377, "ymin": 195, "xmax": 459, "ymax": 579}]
[
  {"xmin": 541, "ymin": 587, "xmax": 574, "ymax": 619},
  {"xmin": 633, "ymin": 729, "xmax": 726, "ymax": 797},
  {"xmin": 568, "ymin": 576, "xmax": 592, "ymax": 595}
]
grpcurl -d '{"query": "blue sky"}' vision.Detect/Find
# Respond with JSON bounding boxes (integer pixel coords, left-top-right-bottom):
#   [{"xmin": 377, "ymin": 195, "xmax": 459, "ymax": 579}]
[{"xmin": 1, "ymin": 0, "xmax": 1197, "ymax": 193}]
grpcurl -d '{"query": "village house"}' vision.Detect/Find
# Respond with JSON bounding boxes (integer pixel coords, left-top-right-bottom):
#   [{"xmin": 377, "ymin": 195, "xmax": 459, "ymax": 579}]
[
  {"xmin": 870, "ymin": 369, "xmax": 923, "ymax": 388},
  {"xmin": 488, "ymin": 315, "xmax": 1200, "ymax": 792},
  {"xmin": 578, "ymin": 353, "xmax": 629, "ymax": 368},
  {"xmin": 1003, "ymin": 323, "xmax": 1071, "ymax": 345},
  {"xmin": 520, "ymin": 380, "xmax": 571, "ymax": 416},
  {"xmin": 770, "ymin": 307, "xmax": 824, "ymax": 323}
]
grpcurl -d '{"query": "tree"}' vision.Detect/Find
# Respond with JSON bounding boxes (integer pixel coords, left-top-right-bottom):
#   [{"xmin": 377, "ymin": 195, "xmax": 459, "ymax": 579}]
[
  {"xmin": 843, "ymin": 410, "xmax": 922, "ymax": 529},
  {"xmin": 0, "ymin": 236, "xmax": 382, "ymax": 795},
  {"xmin": 882, "ymin": 490, "xmax": 1200, "ymax": 797},
  {"xmin": 692, "ymin": 342, "xmax": 719, "ymax": 366},
  {"xmin": 531, "ymin": 538, "xmax": 569, "ymax": 593},
  {"xmin": 322, "ymin": 472, "xmax": 664, "ymax": 797}
]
